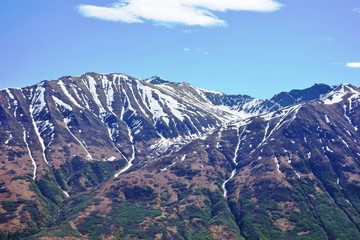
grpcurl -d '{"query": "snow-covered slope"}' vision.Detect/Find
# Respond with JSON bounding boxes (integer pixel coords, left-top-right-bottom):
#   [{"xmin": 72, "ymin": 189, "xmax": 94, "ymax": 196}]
[
  {"xmin": 0, "ymin": 73, "xmax": 246, "ymax": 180},
  {"xmin": 321, "ymin": 83, "xmax": 359, "ymax": 105},
  {"xmin": 198, "ymin": 82, "xmax": 334, "ymax": 117},
  {"xmin": 0, "ymin": 74, "xmax": 354, "ymax": 178}
]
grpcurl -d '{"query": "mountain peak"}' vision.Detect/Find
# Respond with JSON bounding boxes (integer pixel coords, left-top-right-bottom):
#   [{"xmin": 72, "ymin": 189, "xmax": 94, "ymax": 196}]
[
  {"xmin": 145, "ymin": 76, "xmax": 171, "ymax": 85},
  {"xmin": 322, "ymin": 83, "xmax": 359, "ymax": 105},
  {"xmin": 337, "ymin": 83, "xmax": 358, "ymax": 92},
  {"xmin": 270, "ymin": 83, "xmax": 332, "ymax": 105}
]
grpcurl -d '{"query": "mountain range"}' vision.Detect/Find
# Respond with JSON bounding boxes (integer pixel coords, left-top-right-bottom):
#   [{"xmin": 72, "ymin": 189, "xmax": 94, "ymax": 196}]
[{"xmin": 0, "ymin": 72, "xmax": 359, "ymax": 240}]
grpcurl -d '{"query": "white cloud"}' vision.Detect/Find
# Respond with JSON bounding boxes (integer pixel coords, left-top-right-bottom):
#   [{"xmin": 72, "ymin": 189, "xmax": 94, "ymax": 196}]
[
  {"xmin": 78, "ymin": 0, "xmax": 282, "ymax": 27},
  {"xmin": 78, "ymin": 4, "xmax": 143, "ymax": 23},
  {"xmin": 183, "ymin": 48, "xmax": 190, "ymax": 51},
  {"xmin": 353, "ymin": 8, "xmax": 360, "ymax": 13},
  {"xmin": 345, "ymin": 62, "xmax": 360, "ymax": 68}
]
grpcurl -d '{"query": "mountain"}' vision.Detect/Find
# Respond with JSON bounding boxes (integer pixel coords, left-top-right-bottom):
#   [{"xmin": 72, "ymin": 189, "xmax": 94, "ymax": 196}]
[
  {"xmin": 0, "ymin": 73, "xmax": 359, "ymax": 240},
  {"xmin": 201, "ymin": 83, "xmax": 333, "ymax": 116}
]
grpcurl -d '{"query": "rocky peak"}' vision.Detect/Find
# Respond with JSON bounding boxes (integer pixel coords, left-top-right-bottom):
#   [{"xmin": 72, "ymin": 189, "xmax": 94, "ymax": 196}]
[
  {"xmin": 145, "ymin": 76, "xmax": 171, "ymax": 85},
  {"xmin": 270, "ymin": 83, "xmax": 333, "ymax": 106},
  {"xmin": 321, "ymin": 83, "xmax": 360, "ymax": 105}
]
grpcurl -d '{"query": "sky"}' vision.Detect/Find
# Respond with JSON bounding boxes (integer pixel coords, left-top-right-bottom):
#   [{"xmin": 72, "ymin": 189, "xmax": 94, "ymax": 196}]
[{"xmin": 0, "ymin": 0, "xmax": 359, "ymax": 99}]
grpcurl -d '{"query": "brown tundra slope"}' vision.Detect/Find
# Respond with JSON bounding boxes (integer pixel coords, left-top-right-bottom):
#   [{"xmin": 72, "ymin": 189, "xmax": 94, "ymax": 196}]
[{"xmin": 0, "ymin": 73, "xmax": 359, "ymax": 240}]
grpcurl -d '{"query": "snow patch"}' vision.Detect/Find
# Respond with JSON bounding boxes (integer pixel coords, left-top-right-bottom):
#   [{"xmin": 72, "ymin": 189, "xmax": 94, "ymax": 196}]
[
  {"xmin": 294, "ymin": 170, "xmax": 301, "ymax": 178},
  {"xmin": 58, "ymin": 80, "xmax": 83, "ymax": 109},
  {"xmin": 86, "ymin": 76, "xmax": 106, "ymax": 113},
  {"xmin": 337, "ymin": 178, "xmax": 343, "ymax": 190},
  {"xmin": 233, "ymin": 127, "xmax": 246, "ymax": 165},
  {"xmin": 324, "ymin": 114, "xmax": 331, "ymax": 124},
  {"xmin": 5, "ymin": 133, "xmax": 13, "ymax": 145},
  {"xmin": 52, "ymin": 95, "xmax": 92, "ymax": 160},
  {"xmin": 343, "ymin": 104, "xmax": 358, "ymax": 131},
  {"xmin": 106, "ymin": 156, "xmax": 117, "ymax": 161},
  {"xmin": 22, "ymin": 129, "xmax": 37, "ymax": 180},
  {"xmin": 325, "ymin": 146, "xmax": 334, "ymax": 153},
  {"xmin": 114, "ymin": 91, "xmax": 137, "ymax": 177},
  {"xmin": 338, "ymin": 136, "xmax": 350, "ymax": 148},
  {"xmin": 52, "ymin": 96, "xmax": 73, "ymax": 111},
  {"xmin": 28, "ymin": 85, "xmax": 55, "ymax": 164},
  {"xmin": 138, "ymin": 82, "xmax": 184, "ymax": 122},
  {"xmin": 101, "ymin": 76, "xmax": 116, "ymax": 114},
  {"xmin": 287, "ymin": 154, "xmax": 292, "ymax": 164},
  {"xmin": 257, "ymin": 104, "xmax": 302, "ymax": 150},
  {"xmin": 5, "ymin": 89, "xmax": 15, "ymax": 100},
  {"xmin": 160, "ymin": 162, "xmax": 176, "ymax": 172},
  {"xmin": 274, "ymin": 156, "xmax": 281, "ymax": 173},
  {"xmin": 346, "ymin": 199, "xmax": 354, "ymax": 207},
  {"xmin": 62, "ymin": 190, "xmax": 70, "ymax": 198},
  {"xmin": 64, "ymin": 119, "xmax": 92, "ymax": 160},
  {"xmin": 322, "ymin": 85, "xmax": 347, "ymax": 105},
  {"xmin": 222, "ymin": 169, "xmax": 236, "ymax": 198}
]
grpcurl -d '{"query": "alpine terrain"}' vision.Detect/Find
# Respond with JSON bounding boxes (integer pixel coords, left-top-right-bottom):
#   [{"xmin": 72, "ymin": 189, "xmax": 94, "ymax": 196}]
[{"xmin": 0, "ymin": 72, "xmax": 359, "ymax": 240}]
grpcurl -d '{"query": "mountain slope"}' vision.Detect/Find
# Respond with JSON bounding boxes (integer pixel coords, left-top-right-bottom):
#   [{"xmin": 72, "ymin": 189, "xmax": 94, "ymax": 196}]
[
  {"xmin": 201, "ymin": 83, "xmax": 333, "ymax": 116},
  {"xmin": 0, "ymin": 73, "xmax": 359, "ymax": 239}
]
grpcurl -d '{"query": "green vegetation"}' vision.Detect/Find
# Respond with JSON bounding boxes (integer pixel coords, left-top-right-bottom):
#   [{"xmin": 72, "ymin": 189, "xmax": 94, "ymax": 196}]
[
  {"xmin": 2, "ymin": 199, "xmax": 25, "ymax": 212},
  {"xmin": 202, "ymin": 189, "xmax": 241, "ymax": 236},
  {"xmin": 165, "ymin": 189, "xmax": 243, "ymax": 239},
  {"xmin": 57, "ymin": 156, "xmax": 125, "ymax": 193},
  {"xmin": 3, "ymin": 144, "xmax": 360, "ymax": 240},
  {"xmin": 77, "ymin": 212, "xmax": 110, "ymax": 240},
  {"xmin": 228, "ymin": 173, "xmax": 360, "ymax": 240},
  {"xmin": 29, "ymin": 180, "xmax": 60, "ymax": 223},
  {"xmin": 36, "ymin": 178, "xmax": 64, "ymax": 205},
  {"xmin": 72, "ymin": 201, "xmax": 162, "ymax": 240},
  {"xmin": 0, "ymin": 200, "xmax": 24, "ymax": 224},
  {"xmin": 172, "ymin": 166, "xmax": 201, "ymax": 180},
  {"xmin": 110, "ymin": 202, "xmax": 161, "ymax": 229},
  {"xmin": 58, "ymin": 193, "xmax": 94, "ymax": 222},
  {"xmin": 171, "ymin": 182, "xmax": 190, "ymax": 201},
  {"xmin": 0, "ymin": 229, "xmax": 40, "ymax": 240},
  {"xmin": 25, "ymin": 223, "xmax": 82, "ymax": 239},
  {"xmin": 123, "ymin": 186, "xmax": 157, "ymax": 202}
]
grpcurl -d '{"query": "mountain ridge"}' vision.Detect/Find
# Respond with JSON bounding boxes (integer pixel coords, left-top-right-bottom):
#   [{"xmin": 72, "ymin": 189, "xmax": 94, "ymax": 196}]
[
  {"xmin": 0, "ymin": 72, "xmax": 359, "ymax": 239},
  {"xmin": 1, "ymin": 72, "xmax": 342, "ymax": 102}
]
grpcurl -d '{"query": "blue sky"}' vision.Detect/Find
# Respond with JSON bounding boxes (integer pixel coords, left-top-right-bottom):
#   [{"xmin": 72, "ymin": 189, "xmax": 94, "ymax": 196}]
[{"xmin": 0, "ymin": 0, "xmax": 359, "ymax": 98}]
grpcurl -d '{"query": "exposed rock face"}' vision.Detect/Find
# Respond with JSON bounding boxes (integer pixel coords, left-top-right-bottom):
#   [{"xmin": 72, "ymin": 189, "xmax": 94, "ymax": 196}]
[{"xmin": 0, "ymin": 73, "xmax": 359, "ymax": 240}]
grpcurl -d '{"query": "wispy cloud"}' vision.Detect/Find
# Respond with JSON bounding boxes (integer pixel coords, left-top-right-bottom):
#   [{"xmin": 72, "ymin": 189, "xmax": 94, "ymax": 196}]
[
  {"xmin": 183, "ymin": 48, "xmax": 208, "ymax": 54},
  {"xmin": 353, "ymin": 7, "xmax": 360, "ymax": 13},
  {"xmin": 195, "ymin": 48, "xmax": 208, "ymax": 55},
  {"xmin": 324, "ymin": 36, "xmax": 334, "ymax": 42},
  {"xmin": 182, "ymin": 29, "xmax": 198, "ymax": 34},
  {"xmin": 345, "ymin": 62, "xmax": 360, "ymax": 68},
  {"xmin": 78, "ymin": 0, "xmax": 282, "ymax": 27}
]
